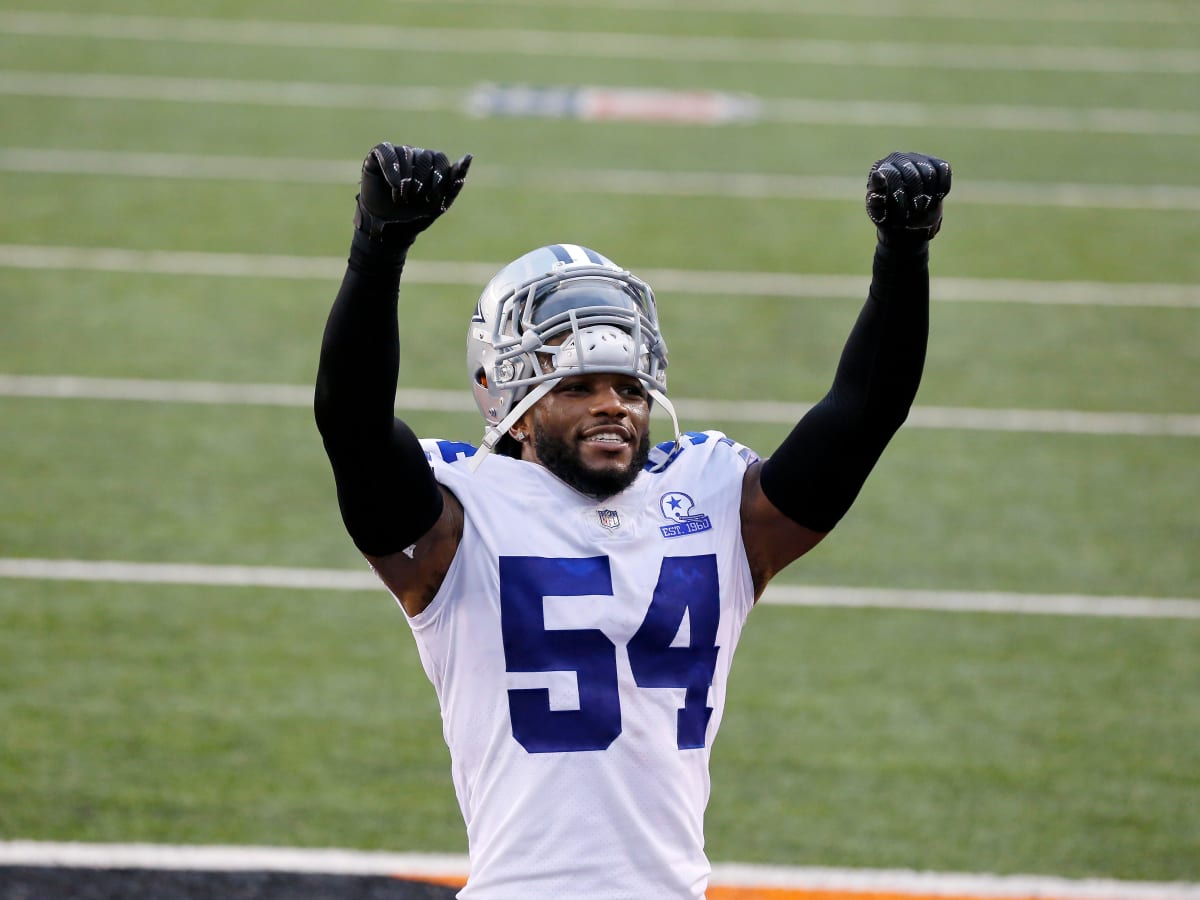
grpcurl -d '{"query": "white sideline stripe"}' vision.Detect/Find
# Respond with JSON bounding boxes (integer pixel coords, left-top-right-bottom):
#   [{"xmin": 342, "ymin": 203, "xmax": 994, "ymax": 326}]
[
  {"xmin": 2, "ymin": 13, "xmax": 1198, "ymax": 75},
  {"xmin": 0, "ymin": 842, "xmax": 468, "ymax": 878},
  {"xmin": 3, "ymin": 244, "xmax": 1199, "ymax": 310},
  {"xmin": 4, "ymin": 375, "xmax": 1199, "ymax": 438},
  {"xmin": 4, "ymin": 148, "xmax": 1200, "ymax": 212},
  {"xmin": 382, "ymin": 0, "xmax": 1200, "ymax": 26},
  {"xmin": 2, "ymin": 843, "xmax": 1199, "ymax": 899},
  {"xmin": 1, "ymin": 844, "xmax": 1198, "ymax": 899},
  {"xmin": 2, "ymin": 559, "xmax": 1198, "ymax": 620},
  {"xmin": 2, "ymin": 71, "xmax": 1199, "ymax": 137}
]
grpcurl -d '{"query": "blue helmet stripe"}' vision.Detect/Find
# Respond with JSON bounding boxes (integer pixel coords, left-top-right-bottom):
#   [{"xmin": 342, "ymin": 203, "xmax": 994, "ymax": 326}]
[
  {"xmin": 582, "ymin": 246, "xmax": 605, "ymax": 264},
  {"xmin": 548, "ymin": 244, "xmax": 573, "ymax": 264}
]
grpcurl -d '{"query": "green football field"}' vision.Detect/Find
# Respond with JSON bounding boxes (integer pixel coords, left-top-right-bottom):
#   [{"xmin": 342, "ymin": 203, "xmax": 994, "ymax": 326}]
[{"xmin": 1, "ymin": 0, "xmax": 1198, "ymax": 884}]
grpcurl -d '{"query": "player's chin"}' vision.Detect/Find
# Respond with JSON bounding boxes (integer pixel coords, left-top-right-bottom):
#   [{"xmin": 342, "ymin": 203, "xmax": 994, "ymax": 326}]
[{"xmin": 578, "ymin": 439, "xmax": 635, "ymax": 469}]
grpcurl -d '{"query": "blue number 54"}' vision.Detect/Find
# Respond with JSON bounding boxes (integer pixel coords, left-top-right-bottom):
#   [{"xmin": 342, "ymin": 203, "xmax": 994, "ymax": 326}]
[{"xmin": 499, "ymin": 554, "xmax": 720, "ymax": 754}]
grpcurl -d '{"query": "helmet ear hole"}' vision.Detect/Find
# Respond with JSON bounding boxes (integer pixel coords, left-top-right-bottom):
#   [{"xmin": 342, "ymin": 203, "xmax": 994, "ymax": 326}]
[{"xmin": 474, "ymin": 368, "xmax": 488, "ymax": 388}]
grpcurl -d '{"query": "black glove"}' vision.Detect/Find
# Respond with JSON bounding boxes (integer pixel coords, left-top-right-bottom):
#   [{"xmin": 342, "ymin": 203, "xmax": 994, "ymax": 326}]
[
  {"xmin": 354, "ymin": 142, "xmax": 472, "ymax": 242},
  {"xmin": 865, "ymin": 152, "xmax": 951, "ymax": 246}
]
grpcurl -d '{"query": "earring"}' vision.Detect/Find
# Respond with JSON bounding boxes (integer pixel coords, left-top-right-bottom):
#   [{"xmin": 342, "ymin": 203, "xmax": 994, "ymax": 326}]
[{"xmin": 514, "ymin": 431, "xmax": 526, "ymax": 442}]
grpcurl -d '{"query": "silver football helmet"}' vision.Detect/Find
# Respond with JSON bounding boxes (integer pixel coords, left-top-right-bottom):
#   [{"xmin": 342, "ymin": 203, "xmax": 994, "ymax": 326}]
[{"xmin": 466, "ymin": 243, "xmax": 678, "ymax": 470}]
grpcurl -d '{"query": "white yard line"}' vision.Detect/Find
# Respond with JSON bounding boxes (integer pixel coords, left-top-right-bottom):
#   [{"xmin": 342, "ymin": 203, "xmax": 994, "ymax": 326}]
[
  {"xmin": 1, "ymin": 558, "xmax": 1197, "ymax": 620},
  {"xmin": 3, "ymin": 148, "xmax": 1199, "ymax": 212},
  {"xmin": 759, "ymin": 97, "xmax": 1200, "ymax": 135},
  {"xmin": 766, "ymin": 586, "xmax": 1200, "ymax": 620},
  {"xmin": 380, "ymin": 0, "xmax": 1200, "ymax": 27},
  {"xmin": 3, "ymin": 374, "xmax": 1199, "ymax": 438},
  {"xmin": 0, "ymin": 70, "xmax": 457, "ymax": 111},
  {"xmin": 3, "ymin": 244, "xmax": 1199, "ymax": 310},
  {"xmin": 2, "ymin": 12, "xmax": 1197, "ymax": 74},
  {"xmin": 0, "ymin": 558, "xmax": 380, "ymax": 591},
  {"xmin": 2, "ymin": 70, "xmax": 1200, "ymax": 136},
  {"xmin": 0, "ymin": 843, "xmax": 1198, "ymax": 899}
]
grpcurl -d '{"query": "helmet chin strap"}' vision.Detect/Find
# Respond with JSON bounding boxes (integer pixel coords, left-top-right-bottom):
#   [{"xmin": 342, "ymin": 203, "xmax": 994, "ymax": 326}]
[
  {"xmin": 469, "ymin": 378, "xmax": 681, "ymax": 476},
  {"xmin": 469, "ymin": 380, "xmax": 556, "ymax": 473},
  {"xmin": 646, "ymin": 387, "xmax": 681, "ymax": 473}
]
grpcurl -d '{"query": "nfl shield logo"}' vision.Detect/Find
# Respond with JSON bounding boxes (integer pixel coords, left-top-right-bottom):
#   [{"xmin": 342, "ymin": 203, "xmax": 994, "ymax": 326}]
[{"xmin": 597, "ymin": 509, "xmax": 621, "ymax": 530}]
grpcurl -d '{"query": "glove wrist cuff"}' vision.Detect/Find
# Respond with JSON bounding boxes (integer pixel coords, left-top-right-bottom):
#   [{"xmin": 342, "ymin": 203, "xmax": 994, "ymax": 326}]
[
  {"xmin": 875, "ymin": 233, "xmax": 930, "ymax": 267},
  {"xmin": 876, "ymin": 224, "xmax": 937, "ymax": 251},
  {"xmin": 353, "ymin": 196, "xmax": 422, "ymax": 249},
  {"xmin": 348, "ymin": 222, "xmax": 412, "ymax": 275}
]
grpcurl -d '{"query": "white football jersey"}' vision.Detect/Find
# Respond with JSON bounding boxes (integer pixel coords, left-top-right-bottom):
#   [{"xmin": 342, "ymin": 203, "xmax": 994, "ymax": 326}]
[{"xmin": 395, "ymin": 432, "xmax": 760, "ymax": 899}]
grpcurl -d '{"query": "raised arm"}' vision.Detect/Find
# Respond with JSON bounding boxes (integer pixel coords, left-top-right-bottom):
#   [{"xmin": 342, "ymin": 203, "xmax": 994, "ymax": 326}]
[
  {"xmin": 314, "ymin": 143, "xmax": 471, "ymax": 587},
  {"xmin": 741, "ymin": 152, "xmax": 952, "ymax": 594}
]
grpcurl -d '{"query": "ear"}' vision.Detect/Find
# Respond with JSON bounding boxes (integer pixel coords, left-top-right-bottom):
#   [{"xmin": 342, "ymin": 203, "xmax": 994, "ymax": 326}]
[{"xmin": 509, "ymin": 413, "xmax": 532, "ymax": 443}]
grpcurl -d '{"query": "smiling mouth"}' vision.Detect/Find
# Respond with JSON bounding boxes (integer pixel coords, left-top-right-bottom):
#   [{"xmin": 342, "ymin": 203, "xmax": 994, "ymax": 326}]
[
  {"xmin": 586, "ymin": 432, "xmax": 627, "ymax": 444},
  {"xmin": 579, "ymin": 426, "xmax": 634, "ymax": 454}
]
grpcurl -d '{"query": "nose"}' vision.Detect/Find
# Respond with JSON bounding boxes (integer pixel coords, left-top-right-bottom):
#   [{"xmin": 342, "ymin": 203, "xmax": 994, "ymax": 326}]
[{"xmin": 589, "ymin": 384, "xmax": 628, "ymax": 417}]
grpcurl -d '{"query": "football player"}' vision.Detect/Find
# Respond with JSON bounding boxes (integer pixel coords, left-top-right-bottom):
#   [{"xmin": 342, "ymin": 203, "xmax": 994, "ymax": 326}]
[{"xmin": 315, "ymin": 142, "xmax": 950, "ymax": 899}]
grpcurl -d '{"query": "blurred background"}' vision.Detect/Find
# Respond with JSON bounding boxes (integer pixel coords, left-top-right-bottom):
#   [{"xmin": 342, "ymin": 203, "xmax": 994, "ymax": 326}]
[{"xmin": 1, "ymin": 0, "xmax": 1197, "ymax": 885}]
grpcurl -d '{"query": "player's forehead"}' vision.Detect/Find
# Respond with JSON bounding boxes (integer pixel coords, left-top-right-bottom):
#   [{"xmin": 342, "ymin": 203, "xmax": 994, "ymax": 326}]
[{"xmin": 553, "ymin": 372, "xmax": 644, "ymax": 390}]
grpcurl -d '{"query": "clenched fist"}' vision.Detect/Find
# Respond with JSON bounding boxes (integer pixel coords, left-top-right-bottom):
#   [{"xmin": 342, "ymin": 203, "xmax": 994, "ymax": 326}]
[
  {"xmin": 354, "ymin": 142, "xmax": 472, "ymax": 240},
  {"xmin": 865, "ymin": 152, "xmax": 951, "ymax": 245}
]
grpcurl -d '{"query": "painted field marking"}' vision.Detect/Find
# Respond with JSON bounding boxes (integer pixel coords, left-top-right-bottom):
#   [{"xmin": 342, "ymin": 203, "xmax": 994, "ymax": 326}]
[
  {"xmin": 0, "ymin": 70, "xmax": 457, "ymax": 111},
  {"xmin": 2, "ymin": 374, "xmax": 1198, "ymax": 438},
  {"xmin": 3, "ymin": 244, "xmax": 1198, "ymax": 310},
  {"xmin": 764, "ymin": 586, "xmax": 1200, "ymax": 620},
  {"xmin": 371, "ymin": 0, "xmax": 1200, "ymax": 26},
  {"xmin": 2, "ymin": 70, "xmax": 1200, "ymax": 135},
  {"xmin": 759, "ymin": 97, "xmax": 1200, "ymax": 135},
  {"xmin": 2, "ymin": 12, "xmax": 1198, "ymax": 74},
  {"xmin": 3, "ymin": 148, "xmax": 1199, "ymax": 212},
  {"xmin": 1, "ymin": 842, "xmax": 1197, "ymax": 899},
  {"xmin": 1, "ymin": 558, "xmax": 1197, "ymax": 619}
]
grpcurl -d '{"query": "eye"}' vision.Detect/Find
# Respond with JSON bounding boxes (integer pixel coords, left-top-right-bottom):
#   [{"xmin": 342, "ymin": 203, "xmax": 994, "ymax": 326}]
[{"xmin": 621, "ymin": 384, "xmax": 648, "ymax": 400}]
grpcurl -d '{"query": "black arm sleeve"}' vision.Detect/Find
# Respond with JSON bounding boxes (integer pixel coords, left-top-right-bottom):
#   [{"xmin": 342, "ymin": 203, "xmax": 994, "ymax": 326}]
[
  {"xmin": 314, "ymin": 229, "xmax": 444, "ymax": 556},
  {"xmin": 758, "ymin": 239, "xmax": 930, "ymax": 532}
]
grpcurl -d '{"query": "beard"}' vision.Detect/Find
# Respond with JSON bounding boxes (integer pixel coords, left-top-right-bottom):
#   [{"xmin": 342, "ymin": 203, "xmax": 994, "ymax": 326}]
[{"xmin": 533, "ymin": 424, "xmax": 651, "ymax": 499}]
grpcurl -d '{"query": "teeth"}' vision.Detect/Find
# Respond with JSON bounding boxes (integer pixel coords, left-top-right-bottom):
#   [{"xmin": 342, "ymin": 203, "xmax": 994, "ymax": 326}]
[{"xmin": 589, "ymin": 433, "xmax": 624, "ymax": 443}]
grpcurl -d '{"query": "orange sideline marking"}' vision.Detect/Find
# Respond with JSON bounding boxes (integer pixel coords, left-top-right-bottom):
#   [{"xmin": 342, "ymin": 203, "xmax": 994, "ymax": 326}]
[
  {"xmin": 407, "ymin": 874, "xmax": 466, "ymax": 888},
  {"xmin": 708, "ymin": 891, "xmax": 1029, "ymax": 900},
  {"xmin": 403, "ymin": 878, "xmax": 1069, "ymax": 900}
]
